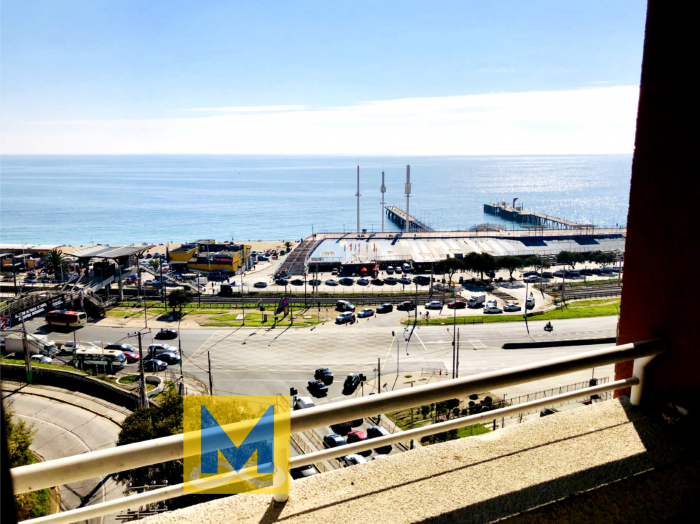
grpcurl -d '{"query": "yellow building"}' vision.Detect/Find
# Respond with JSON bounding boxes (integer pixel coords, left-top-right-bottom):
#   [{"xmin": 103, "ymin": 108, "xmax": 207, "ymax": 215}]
[{"xmin": 169, "ymin": 244, "xmax": 199, "ymax": 263}]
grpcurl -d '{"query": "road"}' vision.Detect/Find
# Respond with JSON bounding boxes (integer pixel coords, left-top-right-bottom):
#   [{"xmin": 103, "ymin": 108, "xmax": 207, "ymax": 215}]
[{"xmin": 3, "ymin": 392, "xmax": 122, "ymax": 524}]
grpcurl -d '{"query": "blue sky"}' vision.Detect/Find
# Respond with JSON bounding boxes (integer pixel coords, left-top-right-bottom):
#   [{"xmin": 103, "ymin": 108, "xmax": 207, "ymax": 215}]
[{"xmin": 0, "ymin": 1, "xmax": 648, "ymax": 154}]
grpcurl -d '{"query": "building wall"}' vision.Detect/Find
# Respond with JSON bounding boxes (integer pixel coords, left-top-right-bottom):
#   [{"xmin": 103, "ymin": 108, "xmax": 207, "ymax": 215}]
[
  {"xmin": 615, "ymin": 0, "xmax": 700, "ymax": 406},
  {"xmin": 169, "ymin": 246, "xmax": 198, "ymax": 262}
]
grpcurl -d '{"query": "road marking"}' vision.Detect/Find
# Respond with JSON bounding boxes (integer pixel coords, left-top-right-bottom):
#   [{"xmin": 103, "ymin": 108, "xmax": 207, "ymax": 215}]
[
  {"xmin": 469, "ymin": 339, "xmax": 487, "ymax": 349},
  {"xmin": 184, "ymin": 330, "xmax": 220, "ymax": 365},
  {"xmin": 380, "ymin": 333, "xmax": 397, "ymax": 373}
]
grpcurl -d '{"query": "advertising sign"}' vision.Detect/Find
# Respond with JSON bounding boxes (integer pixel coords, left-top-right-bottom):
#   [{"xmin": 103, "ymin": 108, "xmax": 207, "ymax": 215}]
[{"xmin": 183, "ymin": 395, "xmax": 290, "ymax": 495}]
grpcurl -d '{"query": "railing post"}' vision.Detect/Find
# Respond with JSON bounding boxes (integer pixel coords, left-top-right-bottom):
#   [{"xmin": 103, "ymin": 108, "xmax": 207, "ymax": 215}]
[{"xmin": 630, "ymin": 355, "xmax": 658, "ymax": 405}]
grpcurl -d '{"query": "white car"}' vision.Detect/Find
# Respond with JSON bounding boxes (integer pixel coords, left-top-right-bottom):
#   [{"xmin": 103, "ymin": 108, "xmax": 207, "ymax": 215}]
[
  {"xmin": 424, "ymin": 301, "xmax": 443, "ymax": 310},
  {"xmin": 503, "ymin": 303, "xmax": 521, "ymax": 312},
  {"xmin": 342, "ymin": 454, "xmax": 368, "ymax": 467},
  {"xmin": 357, "ymin": 308, "xmax": 374, "ymax": 318},
  {"xmin": 524, "ymin": 275, "xmax": 540, "ymax": 283},
  {"xmin": 326, "ymin": 279, "xmax": 339, "ymax": 286},
  {"xmin": 335, "ymin": 312, "xmax": 355, "ymax": 324},
  {"xmin": 483, "ymin": 305, "xmax": 503, "ymax": 314},
  {"xmin": 30, "ymin": 354, "xmax": 52, "ymax": 364}
]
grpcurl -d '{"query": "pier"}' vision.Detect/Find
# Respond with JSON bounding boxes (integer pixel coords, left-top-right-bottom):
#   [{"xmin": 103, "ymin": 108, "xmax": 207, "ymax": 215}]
[
  {"xmin": 385, "ymin": 206, "xmax": 434, "ymax": 232},
  {"xmin": 484, "ymin": 201, "xmax": 593, "ymax": 230}
]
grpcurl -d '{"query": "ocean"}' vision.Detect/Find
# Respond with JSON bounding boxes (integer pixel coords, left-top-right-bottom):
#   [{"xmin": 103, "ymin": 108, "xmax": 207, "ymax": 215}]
[{"xmin": 0, "ymin": 155, "xmax": 632, "ymax": 245}]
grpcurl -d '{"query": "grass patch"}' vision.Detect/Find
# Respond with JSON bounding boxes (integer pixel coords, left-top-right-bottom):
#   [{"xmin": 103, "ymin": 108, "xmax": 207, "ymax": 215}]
[
  {"xmin": 456, "ymin": 424, "xmax": 492, "ymax": 438},
  {"xmin": 0, "ymin": 357, "xmax": 86, "ymax": 373},
  {"xmin": 404, "ymin": 300, "xmax": 620, "ymax": 325},
  {"xmin": 119, "ymin": 375, "xmax": 139, "ymax": 384}
]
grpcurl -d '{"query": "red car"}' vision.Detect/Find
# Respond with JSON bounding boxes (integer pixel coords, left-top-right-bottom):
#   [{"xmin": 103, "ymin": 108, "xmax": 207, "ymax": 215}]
[
  {"xmin": 123, "ymin": 351, "xmax": 140, "ymax": 363},
  {"xmin": 396, "ymin": 301, "xmax": 415, "ymax": 311},
  {"xmin": 347, "ymin": 430, "xmax": 372, "ymax": 457},
  {"xmin": 447, "ymin": 300, "xmax": 467, "ymax": 309}
]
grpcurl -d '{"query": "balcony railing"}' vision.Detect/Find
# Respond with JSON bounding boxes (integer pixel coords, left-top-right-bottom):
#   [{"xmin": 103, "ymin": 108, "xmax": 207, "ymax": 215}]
[{"xmin": 13, "ymin": 338, "xmax": 663, "ymax": 524}]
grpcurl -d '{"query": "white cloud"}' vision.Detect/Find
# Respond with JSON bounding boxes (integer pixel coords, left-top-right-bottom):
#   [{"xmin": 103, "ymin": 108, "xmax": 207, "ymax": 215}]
[
  {"xmin": 183, "ymin": 105, "xmax": 305, "ymax": 112},
  {"xmin": 1, "ymin": 86, "xmax": 640, "ymax": 155}
]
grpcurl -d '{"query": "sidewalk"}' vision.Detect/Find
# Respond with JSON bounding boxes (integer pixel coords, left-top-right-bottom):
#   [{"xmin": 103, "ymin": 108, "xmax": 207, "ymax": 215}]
[{"xmin": 1, "ymin": 380, "xmax": 130, "ymax": 425}]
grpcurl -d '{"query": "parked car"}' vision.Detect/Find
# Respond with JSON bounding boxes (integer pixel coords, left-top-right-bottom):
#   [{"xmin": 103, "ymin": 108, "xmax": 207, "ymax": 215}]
[
  {"xmin": 294, "ymin": 396, "xmax": 315, "ymax": 410},
  {"xmin": 397, "ymin": 277, "xmax": 412, "ymax": 285},
  {"xmin": 414, "ymin": 275, "xmax": 430, "ymax": 285},
  {"xmin": 326, "ymin": 279, "xmax": 339, "ymax": 286},
  {"xmin": 394, "ymin": 266, "xmax": 403, "ymax": 274},
  {"xmin": 335, "ymin": 312, "xmax": 356, "ymax": 324},
  {"xmin": 376, "ymin": 303, "xmax": 393, "ymax": 313},
  {"xmin": 342, "ymin": 454, "xmax": 368, "ymax": 467},
  {"xmin": 357, "ymin": 278, "xmax": 370, "ymax": 285},
  {"xmin": 314, "ymin": 367, "xmax": 334, "ymax": 384},
  {"xmin": 257, "ymin": 255, "xmax": 269, "ymax": 262},
  {"xmin": 308, "ymin": 279, "xmax": 322, "ymax": 286},
  {"xmin": 336, "ymin": 300, "xmax": 356, "ymax": 311},
  {"xmin": 155, "ymin": 328, "xmax": 178, "ymax": 340},
  {"xmin": 30, "ymin": 355, "xmax": 52, "ymax": 364},
  {"xmin": 397, "ymin": 301, "xmax": 415, "ymax": 311},
  {"xmin": 357, "ymin": 308, "xmax": 374, "ymax": 318},
  {"xmin": 344, "ymin": 374, "xmax": 361, "ymax": 389},
  {"xmin": 524, "ymin": 275, "xmax": 540, "ymax": 283},
  {"xmin": 290, "ymin": 278, "xmax": 303, "ymax": 285},
  {"xmin": 347, "ymin": 430, "xmax": 372, "ymax": 457},
  {"xmin": 366, "ymin": 426, "xmax": 392, "ymax": 454},
  {"xmin": 339, "ymin": 277, "xmax": 354, "ymax": 285},
  {"xmin": 143, "ymin": 358, "xmax": 167, "ymax": 372},
  {"xmin": 276, "ymin": 278, "xmax": 289, "ymax": 286},
  {"xmin": 105, "ymin": 343, "xmax": 136, "ymax": 353},
  {"xmin": 290, "ymin": 465, "xmax": 317, "ymax": 480},
  {"xmin": 483, "ymin": 305, "xmax": 503, "ymax": 314},
  {"xmin": 307, "ymin": 380, "xmax": 328, "ymax": 395},
  {"xmin": 385, "ymin": 266, "xmax": 395, "ymax": 274},
  {"xmin": 503, "ymin": 303, "xmax": 522, "ymax": 312},
  {"xmin": 424, "ymin": 301, "xmax": 443, "ymax": 309},
  {"xmin": 331, "ymin": 268, "xmax": 339, "ymax": 275},
  {"xmin": 447, "ymin": 300, "xmax": 467, "ymax": 309},
  {"xmin": 122, "ymin": 351, "xmax": 140, "ymax": 363},
  {"xmin": 384, "ymin": 277, "xmax": 397, "ymax": 285},
  {"xmin": 323, "ymin": 434, "xmax": 347, "ymax": 449},
  {"xmin": 371, "ymin": 278, "xmax": 385, "ymax": 286},
  {"xmin": 147, "ymin": 343, "xmax": 176, "ymax": 357},
  {"xmin": 253, "ymin": 281, "xmax": 267, "ymax": 288},
  {"xmin": 156, "ymin": 351, "xmax": 180, "ymax": 365}
]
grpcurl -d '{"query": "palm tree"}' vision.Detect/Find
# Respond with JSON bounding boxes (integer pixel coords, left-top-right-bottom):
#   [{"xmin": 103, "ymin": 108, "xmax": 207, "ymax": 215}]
[
  {"xmin": 45, "ymin": 248, "xmax": 68, "ymax": 280},
  {"xmin": 284, "ymin": 241, "xmax": 293, "ymax": 251}
]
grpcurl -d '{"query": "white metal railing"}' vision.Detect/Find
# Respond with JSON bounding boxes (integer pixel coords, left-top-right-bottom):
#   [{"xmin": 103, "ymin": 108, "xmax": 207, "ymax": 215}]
[{"xmin": 13, "ymin": 339, "xmax": 663, "ymax": 524}]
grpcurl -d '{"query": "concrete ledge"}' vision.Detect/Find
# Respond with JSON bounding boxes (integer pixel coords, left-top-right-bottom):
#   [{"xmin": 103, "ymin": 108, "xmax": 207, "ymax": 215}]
[
  {"xmin": 141, "ymin": 398, "xmax": 693, "ymax": 524},
  {"xmin": 502, "ymin": 337, "xmax": 617, "ymax": 349}
]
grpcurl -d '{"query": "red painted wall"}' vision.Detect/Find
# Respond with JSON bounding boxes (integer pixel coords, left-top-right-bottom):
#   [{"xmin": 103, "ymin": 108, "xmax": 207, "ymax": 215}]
[{"xmin": 615, "ymin": 0, "xmax": 700, "ymax": 405}]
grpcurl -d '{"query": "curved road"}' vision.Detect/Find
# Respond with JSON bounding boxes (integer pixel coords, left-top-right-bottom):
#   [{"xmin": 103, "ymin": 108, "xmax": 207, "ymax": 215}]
[{"xmin": 4, "ymin": 393, "xmax": 122, "ymax": 524}]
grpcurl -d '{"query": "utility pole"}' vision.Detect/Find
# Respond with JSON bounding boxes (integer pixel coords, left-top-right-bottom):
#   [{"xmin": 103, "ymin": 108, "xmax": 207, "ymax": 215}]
[
  {"xmin": 380, "ymin": 171, "xmax": 386, "ymax": 233},
  {"xmin": 404, "ymin": 165, "xmax": 411, "ymax": 233},
  {"xmin": 208, "ymin": 351, "xmax": 213, "ymax": 395},
  {"xmin": 144, "ymin": 302, "xmax": 148, "ymax": 328},
  {"xmin": 137, "ymin": 332, "xmax": 147, "ymax": 409},
  {"xmin": 377, "ymin": 357, "xmax": 381, "ymax": 424},
  {"xmin": 12, "ymin": 256, "xmax": 18, "ymax": 297},
  {"xmin": 21, "ymin": 319, "xmax": 31, "ymax": 384},
  {"xmin": 356, "ymin": 166, "xmax": 361, "ymax": 234},
  {"xmin": 456, "ymin": 328, "xmax": 460, "ymax": 378},
  {"xmin": 160, "ymin": 260, "xmax": 165, "ymax": 304},
  {"xmin": 451, "ymin": 327, "xmax": 455, "ymax": 379}
]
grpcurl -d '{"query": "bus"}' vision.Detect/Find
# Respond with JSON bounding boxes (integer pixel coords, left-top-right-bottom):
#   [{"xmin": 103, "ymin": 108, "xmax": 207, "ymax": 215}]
[
  {"xmin": 75, "ymin": 348, "xmax": 126, "ymax": 372},
  {"xmin": 46, "ymin": 310, "xmax": 88, "ymax": 327}
]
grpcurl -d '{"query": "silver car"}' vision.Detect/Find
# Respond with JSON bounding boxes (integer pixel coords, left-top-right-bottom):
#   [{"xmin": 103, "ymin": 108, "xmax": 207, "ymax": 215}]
[
  {"xmin": 424, "ymin": 301, "xmax": 443, "ymax": 309},
  {"xmin": 483, "ymin": 305, "xmax": 503, "ymax": 314}
]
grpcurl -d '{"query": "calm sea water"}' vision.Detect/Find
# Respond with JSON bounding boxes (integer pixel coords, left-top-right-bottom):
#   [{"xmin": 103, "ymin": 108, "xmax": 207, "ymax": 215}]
[{"xmin": 0, "ymin": 155, "xmax": 632, "ymax": 245}]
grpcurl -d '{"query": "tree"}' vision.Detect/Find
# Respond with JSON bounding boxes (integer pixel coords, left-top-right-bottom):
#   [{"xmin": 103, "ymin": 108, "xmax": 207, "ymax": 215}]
[
  {"xmin": 149, "ymin": 259, "xmax": 160, "ymax": 271},
  {"xmin": 434, "ymin": 258, "xmax": 465, "ymax": 286},
  {"xmin": 168, "ymin": 289, "xmax": 191, "ymax": 312},
  {"xmin": 420, "ymin": 405, "xmax": 431, "ymax": 418},
  {"xmin": 591, "ymin": 251, "xmax": 616, "ymax": 267},
  {"xmin": 556, "ymin": 251, "xmax": 584, "ymax": 269},
  {"xmin": 466, "ymin": 252, "xmax": 496, "ymax": 280},
  {"xmin": 4, "ymin": 405, "xmax": 51, "ymax": 519},
  {"xmin": 496, "ymin": 256, "xmax": 524, "ymax": 280},
  {"xmin": 44, "ymin": 248, "xmax": 68, "ymax": 278},
  {"xmin": 525, "ymin": 255, "xmax": 551, "ymax": 272},
  {"xmin": 284, "ymin": 241, "xmax": 293, "ymax": 251}
]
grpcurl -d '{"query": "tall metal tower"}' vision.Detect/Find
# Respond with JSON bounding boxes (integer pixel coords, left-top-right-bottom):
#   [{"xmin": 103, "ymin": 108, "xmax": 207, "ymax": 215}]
[
  {"xmin": 405, "ymin": 165, "xmax": 411, "ymax": 233},
  {"xmin": 356, "ymin": 166, "xmax": 361, "ymax": 233},
  {"xmin": 380, "ymin": 171, "xmax": 386, "ymax": 232}
]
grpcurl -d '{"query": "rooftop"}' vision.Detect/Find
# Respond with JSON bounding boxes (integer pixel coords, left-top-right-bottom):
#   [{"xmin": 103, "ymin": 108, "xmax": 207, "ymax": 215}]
[{"xmin": 65, "ymin": 245, "xmax": 154, "ymax": 259}]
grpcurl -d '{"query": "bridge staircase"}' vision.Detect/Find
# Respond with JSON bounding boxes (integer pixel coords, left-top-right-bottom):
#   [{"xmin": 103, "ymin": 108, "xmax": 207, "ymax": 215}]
[{"xmin": 279, "ymin": 238, "xmax": 320, "ymax": 276}]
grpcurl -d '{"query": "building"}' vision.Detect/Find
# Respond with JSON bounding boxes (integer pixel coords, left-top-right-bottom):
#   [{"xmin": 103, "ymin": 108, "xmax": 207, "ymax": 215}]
[{"xmin": 168, "ymin": 241, "xmax": 252, "ymax": 274}]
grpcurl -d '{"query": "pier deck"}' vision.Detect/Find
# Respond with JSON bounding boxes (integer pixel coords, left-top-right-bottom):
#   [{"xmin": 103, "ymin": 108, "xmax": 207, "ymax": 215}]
[
  {"xmin": 385, "ymin": 206, "xmax": 434, "ymax": 232},
  {"xmin": 484, "ymin": 202, "xmax": 592, "ymax": 230}
]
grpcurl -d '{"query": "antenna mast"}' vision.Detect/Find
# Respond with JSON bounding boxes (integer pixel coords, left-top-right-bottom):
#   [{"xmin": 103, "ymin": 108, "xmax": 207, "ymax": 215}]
[
  {"xmin": 380, "ymin": 171, "xmax": 386, "ymax": 233},
  {"xmin": 356, "ymin": 166, "xmax": 361, "ymax": 233},
  {"xmin": 405, "ymin": 165, "xmax": 411, "ymax": 233}
]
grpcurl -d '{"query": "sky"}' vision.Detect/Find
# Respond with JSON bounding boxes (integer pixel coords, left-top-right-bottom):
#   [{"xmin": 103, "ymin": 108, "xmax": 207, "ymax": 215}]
[{"xmin": 0, "ymin": 0, "xmax": 648, "ymax": 155}]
